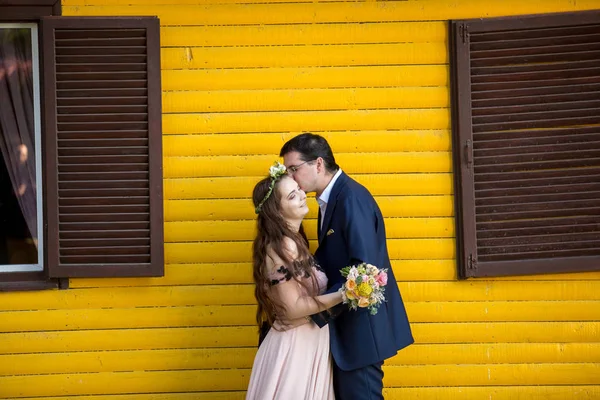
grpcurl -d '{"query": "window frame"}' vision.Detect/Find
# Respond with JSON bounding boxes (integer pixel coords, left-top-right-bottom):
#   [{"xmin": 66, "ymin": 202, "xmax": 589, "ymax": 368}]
[
  {"xmin": 0, "ymin": 1, "xmax": 164, "ymax": 290},
  {"xmin": 0, "ymin": 22, "xmax": 45, "ymax": 274},
  {"xmin": 449, "ymin": 10, "xmax": 600, "ymax": 279},
  {"xmin": 0, "ymin": 0, "xmax": 60, "ymax": 290}
]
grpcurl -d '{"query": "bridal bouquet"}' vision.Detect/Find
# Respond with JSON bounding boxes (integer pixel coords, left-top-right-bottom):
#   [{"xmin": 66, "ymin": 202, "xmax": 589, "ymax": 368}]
[{"xmin": 339, "ymin": 262, "xmax": 388, "ymax": 315}]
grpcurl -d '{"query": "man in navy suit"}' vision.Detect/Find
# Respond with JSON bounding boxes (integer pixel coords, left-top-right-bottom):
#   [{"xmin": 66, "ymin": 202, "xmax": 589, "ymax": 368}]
[{"xmin": 280, "ymin": 133, "xmax": 414, "ymax": 399}]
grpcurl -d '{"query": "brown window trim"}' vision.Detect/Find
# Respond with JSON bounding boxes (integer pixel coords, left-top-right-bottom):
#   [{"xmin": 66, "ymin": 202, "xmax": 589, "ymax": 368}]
[
  {"xmin": 0, "ymin": 1, "xmax": 60, "ymax": 21},
  {"xmin": 0, "ymin": 0, "xmax": 61, "ymax": 290},
  {"xmin": 0, "ymin": 272, "xmax": 68, "ymax": 292},
  {"xmin": 449, "ymin": 10, "xmax": 600, "ymax": 279}
]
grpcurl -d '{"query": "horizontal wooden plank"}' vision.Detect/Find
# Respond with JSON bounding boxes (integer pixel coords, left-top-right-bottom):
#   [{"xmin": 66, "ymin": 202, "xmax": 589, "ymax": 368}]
[
  {"xmin": 161, "ymin": 22, "xmax": 446, "ymax": 46},
  {"xmin": 4, "ymin": 281, "xmax": 600, "ymax": 312},
  {"xmin": 164, "ymin": 152, "xmax": 453, "ymax": 178},
  {"xmin": 164, "ymin": 217, "xmax": 455, "ymax": 242},
  {"xmin": 62, "ymin": 1, "xmax": 600, "ymax": 25},
  {"xmin": 164, "ymin": 174, "xmax": 454, "ymax": 199},
  {"xmin": 62, "ymin": 0, "xmax": 375, "ymax": 3},
  {"xmin": 3, "ymin": 343, "xmax": 600, "ymax": 377},
  {"xmin": 69, "ymin": 260, "xmax": 600, "ymax": 288},
  {"xmin": 162, "ymin": 109, "xmax": 450, "ymax": 135},
  {"xmin": 384, "ymin": 386, "xmax": 600, "ymax": 400},
  {"xmin": 162, "ymin": 87, "xmax": 449, "ymax": 113},
  {"xmin": 67, "ymin": 260, "xmax": 600, "ymax": 289},
  {"xmin": 13, "ymin": 394, "xmax": 244, "ymax": 400},
  {"xmin": 0, "ymin": 369, "xmax": 251, "ymax": 397},
  {"xmin": 164, "ymin": 238, "xmax": 456, "ymax": 263},
  {"xmin": 162, "ymin": 130, "xmax": 451, "ymax": 156},
  {"xmin": 383, "ymin": 363, "xmax": 600, "ymax": 387},
  {"xmin": 388, "ymin": 342, "xmax": 600, "ymax": 366},
  {"xmin": 0, "ymin": 306, "xmax": 257, "ymax": 332},
  {"xmin": 2, "ymin": 301, "xmax": 599, "ymax": 333},
  {"xmin": 2, "ymin": 322, "xmax": 599, "ymax": 355},
  {"xmin": 408, "ymin": 301, "xmax": 600, "ymax": 323},
  {"xmin": 1, "ymin": 363, "xmax": 599, "ymax": 397},
  {"xmin": 68, "ymin": 260, "xmax": 458, "ymax": 288},
  {"xmin": 164, "ymin": 196, "xmax": 455, "ymax": 221},
  {"xmin": 0, "ymin": 348, "xmax": 257, "ymax": 376},
  {"xmin": 9, "ymin": 387, "xmax": 600, "ymax": 400},
  {"xmin": 162, "ymin": 66, "xmax": 449, "ymax": 91},
  {"xmin": 161, "ymin": 43, "xmax": 447, "ymax": 69}
]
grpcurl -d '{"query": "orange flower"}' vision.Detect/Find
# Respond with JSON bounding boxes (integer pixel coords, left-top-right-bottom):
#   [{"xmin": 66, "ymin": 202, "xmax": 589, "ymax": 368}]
[
  {"xmin": 358, "ymin": 297, "xmax": 370, "ymax": 308},
  {"xmin": 346, "ymin": 279, "xmax": 356, "ymax": 290}
]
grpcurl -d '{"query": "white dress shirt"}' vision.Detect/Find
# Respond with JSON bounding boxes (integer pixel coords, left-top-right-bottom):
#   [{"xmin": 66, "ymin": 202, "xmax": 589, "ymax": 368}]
[{"xmin": 317, "ymin": 168, "xmax": 343, "ymax": 230}]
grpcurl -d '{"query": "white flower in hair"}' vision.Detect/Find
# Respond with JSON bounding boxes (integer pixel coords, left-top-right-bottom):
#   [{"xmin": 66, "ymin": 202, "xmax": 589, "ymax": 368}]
[
  {"xmin": 255, "ymin": 161, "xmax": 288, "ymax": 214},
  {"xmin": 269, "ymin": 162, "xmax": 287, "ymax": 178}
]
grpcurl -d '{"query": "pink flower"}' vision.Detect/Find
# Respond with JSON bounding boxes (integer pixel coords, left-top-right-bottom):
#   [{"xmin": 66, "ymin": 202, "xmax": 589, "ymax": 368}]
[{"xmin": 376, "ymin": 271, "xmax": 388, "ymax": 286}]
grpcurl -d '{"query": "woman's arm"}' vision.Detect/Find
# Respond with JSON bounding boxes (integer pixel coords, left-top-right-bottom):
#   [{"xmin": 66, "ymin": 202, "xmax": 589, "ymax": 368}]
[
  {"xmin": 272, "ymin": 279, "xmax": 343, "ymax": 320},
  {"xmin": 267, "ymin": 237, "xmax": 343, "ymax": 320}
]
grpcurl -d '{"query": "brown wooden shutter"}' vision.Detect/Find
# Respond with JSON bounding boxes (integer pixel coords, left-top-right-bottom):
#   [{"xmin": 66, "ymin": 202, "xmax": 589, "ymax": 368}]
[
  {"xmin": 41, "ymin": 17, "xmax": 164, "ymax": 277},
  {"xmin": 450, "ymin": 10, "xmax": 600, "ymax": 278}
]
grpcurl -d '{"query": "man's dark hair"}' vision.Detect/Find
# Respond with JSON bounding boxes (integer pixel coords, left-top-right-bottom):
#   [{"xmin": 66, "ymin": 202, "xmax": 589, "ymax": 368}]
[{"xmin": 280, "ymin": 133, "xmax": 339, "ymax": 174}]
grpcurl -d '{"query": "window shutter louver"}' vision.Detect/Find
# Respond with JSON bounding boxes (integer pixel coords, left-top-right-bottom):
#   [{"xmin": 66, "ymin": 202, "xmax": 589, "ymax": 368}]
[
  {"xmin": 42, "ymin": 17, "xmax": 164, "ymax": 277},
  {"xmin": 450, "ymin": 11, "xmax": 600, "ymax": 278}
]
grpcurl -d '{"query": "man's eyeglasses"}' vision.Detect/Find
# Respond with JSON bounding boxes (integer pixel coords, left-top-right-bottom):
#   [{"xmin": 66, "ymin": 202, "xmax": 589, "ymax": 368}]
[{"xmin": 287, "ymin": 160, "xmax": 314, "ymax": 174}]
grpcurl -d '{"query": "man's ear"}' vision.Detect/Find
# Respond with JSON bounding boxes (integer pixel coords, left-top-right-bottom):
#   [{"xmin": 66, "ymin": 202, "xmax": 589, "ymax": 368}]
[{"xmin": 316, "ymin": 157, "xmax": 324, "ymax": 173}]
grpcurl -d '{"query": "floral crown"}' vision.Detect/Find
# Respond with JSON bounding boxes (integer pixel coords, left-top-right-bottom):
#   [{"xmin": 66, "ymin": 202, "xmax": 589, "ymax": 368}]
[{"xmin": 255, "ymin": 162, "xmax": 287, "ymax": 214}]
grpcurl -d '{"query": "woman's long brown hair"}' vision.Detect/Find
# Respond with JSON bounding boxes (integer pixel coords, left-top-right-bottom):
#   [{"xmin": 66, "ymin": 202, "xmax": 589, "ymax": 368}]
[{"xmin": 252, "ymin": 175, "xmax": 321, "ymax": 331}]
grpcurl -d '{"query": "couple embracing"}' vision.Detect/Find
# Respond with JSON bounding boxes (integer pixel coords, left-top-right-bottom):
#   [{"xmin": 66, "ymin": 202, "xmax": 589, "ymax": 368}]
[{"xmin": 246, "ymin": 133, "xmax": 414, "ymax": 399}]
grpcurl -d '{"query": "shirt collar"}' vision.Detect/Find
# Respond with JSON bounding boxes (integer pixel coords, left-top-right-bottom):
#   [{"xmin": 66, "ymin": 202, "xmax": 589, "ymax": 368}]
[{"xmin": 317, "ymin": 168, "xmax": 342, "ymax": 207}]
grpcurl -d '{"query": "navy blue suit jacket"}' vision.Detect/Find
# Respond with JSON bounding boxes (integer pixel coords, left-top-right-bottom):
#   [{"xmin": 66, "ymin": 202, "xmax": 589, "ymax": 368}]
[{"xmin": 314, "ymin": 172, "xmax": 414, "ymax": 371}]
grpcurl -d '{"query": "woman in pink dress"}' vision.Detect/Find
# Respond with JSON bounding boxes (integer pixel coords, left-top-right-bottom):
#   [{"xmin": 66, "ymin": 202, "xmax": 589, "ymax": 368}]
[{"xmin": 246, "ymin": 164, "xmax": 342, "ymax": 400}]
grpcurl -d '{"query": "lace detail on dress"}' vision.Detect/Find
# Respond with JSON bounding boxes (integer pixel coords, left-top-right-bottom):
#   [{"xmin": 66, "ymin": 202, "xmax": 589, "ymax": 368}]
[
  {"xmin": 314, "ymin": 262, "xmax": 324, "ymax": 273},
  {"xmin": 270, "ymin": 265, "xmax": 293, "ymax": 286},
  {"xmin": 270, "ymin": 265, "xmax": 315, "ymax": 286}
]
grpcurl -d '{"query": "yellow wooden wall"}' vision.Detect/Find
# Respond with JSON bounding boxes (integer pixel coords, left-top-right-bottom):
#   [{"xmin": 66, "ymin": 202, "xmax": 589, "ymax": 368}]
[{"xmin": 1, "ymin": 0, "xmax": 600, "ymax": 398}]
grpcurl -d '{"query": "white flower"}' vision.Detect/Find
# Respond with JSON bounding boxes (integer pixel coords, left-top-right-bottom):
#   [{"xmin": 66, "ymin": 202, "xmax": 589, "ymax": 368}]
[
  {"xmin": 347, "ymin": 266, "xmax": 358, "ymax": 280},
  {"xmin": 366, "ymin": 263, "xmax": 379, "ymax": 274},
  {"xmin": 269, "ymin": 162, "xmax": 287, "ymax": 178}
]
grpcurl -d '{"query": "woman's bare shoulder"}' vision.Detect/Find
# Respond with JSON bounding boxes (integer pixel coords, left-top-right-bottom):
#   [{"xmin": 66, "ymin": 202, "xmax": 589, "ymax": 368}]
[{"xmin": 265, "ymin": 237, "xmax": 298, "ymax": 270}]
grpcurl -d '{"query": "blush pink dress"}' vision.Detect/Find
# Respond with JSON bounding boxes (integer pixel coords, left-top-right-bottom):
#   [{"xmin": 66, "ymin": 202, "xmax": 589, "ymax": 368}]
[{"xmin": 245, "ymin": 264, "xmax": 335, "ymax": 400}]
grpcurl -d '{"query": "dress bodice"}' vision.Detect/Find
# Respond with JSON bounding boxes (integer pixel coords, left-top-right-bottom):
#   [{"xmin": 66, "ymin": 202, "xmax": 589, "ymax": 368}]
[{"xmin": 268, "ymin": 259, "xmax": 328, "ymax": 295}]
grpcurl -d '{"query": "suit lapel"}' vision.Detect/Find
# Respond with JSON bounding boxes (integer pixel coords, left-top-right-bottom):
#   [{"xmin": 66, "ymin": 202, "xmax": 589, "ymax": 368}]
[
  {"xmin": 318, "ymin": 172, "xmax": 348, "ymax": 244},
  {"xmin": 317, "ymin": 207, "xmax": 322, "ymax": 240}
]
